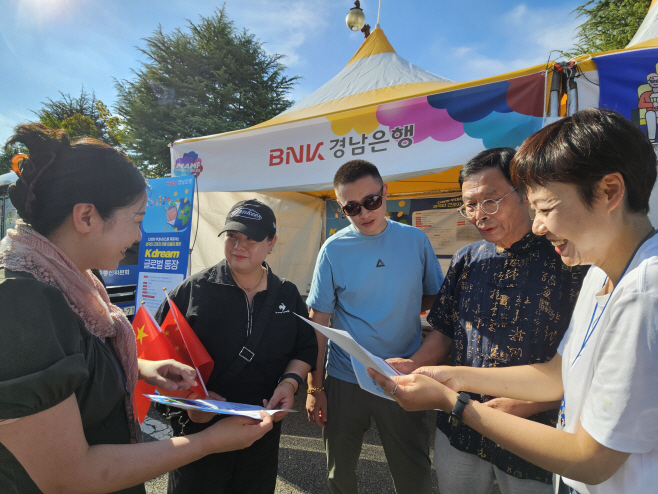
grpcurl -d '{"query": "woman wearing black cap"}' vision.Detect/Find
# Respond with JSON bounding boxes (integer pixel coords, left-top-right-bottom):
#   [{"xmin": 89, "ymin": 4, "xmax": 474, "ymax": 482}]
[{"xmin": 155, "ymin": 199, "xmax": 318, "ymax": 494}]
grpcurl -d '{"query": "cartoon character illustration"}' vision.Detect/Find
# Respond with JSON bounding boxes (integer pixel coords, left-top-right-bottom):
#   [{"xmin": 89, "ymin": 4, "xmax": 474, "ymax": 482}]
[
  {"xmin": 638, "ymin": 72, "xmax": 658, "ymax": 142},
  {"xmin": 164, "ymin": 199, "xmax": 192, "ymax": 231}
]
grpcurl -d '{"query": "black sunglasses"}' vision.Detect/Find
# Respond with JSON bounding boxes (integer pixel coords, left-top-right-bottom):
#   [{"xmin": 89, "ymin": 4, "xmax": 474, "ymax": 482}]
[{"xmin": 341, "ymin": 187, "xmax": 384, "ymax": 217}]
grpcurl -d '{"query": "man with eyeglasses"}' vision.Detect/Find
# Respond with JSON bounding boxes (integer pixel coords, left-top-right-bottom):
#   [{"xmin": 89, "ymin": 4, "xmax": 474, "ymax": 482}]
[
  {"xmin": 306, "ymin": 160, "xmax": 443, "ymax": 494},
  {"xmin": 387, "ymin": 148, "xmax": 587, "ymax": 494}
]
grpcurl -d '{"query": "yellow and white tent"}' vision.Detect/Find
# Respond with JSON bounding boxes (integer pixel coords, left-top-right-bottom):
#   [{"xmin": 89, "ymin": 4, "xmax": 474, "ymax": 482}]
[{"xmin": 170, "ymin": 21, "xmax": 658, "ymax": 290}]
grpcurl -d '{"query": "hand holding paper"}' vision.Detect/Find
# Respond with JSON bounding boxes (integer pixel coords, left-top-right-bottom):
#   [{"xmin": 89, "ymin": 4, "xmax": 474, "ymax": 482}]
[
  {"xmin": 146, "ymin": 395, "xmax": 296, "ymax": 421},
  {"xmin": 295, "ymin": 314, "xmax": 403, "ymax": 400}
]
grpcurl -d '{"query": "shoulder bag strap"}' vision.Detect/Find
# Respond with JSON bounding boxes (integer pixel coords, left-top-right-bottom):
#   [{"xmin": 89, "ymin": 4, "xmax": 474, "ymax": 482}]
[{"xmin": 215, "ymin": 273, "xmax": 282, "ymax": 386}]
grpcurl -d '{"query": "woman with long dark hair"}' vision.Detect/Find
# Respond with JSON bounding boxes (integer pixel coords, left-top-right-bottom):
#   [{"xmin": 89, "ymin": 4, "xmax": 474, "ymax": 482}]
[{"xmin": 0, "ymin": 124, "xmax": 272, "ymax": 493}]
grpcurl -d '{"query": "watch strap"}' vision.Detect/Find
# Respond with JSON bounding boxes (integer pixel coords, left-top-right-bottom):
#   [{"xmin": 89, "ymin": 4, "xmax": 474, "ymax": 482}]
[
  {"xmin": 449, "ymin": 391, "xmax": 471, "ymax": 428},
  {"xmin": 280, "ymin": 372, "xmax": 304, "ymax": 390}
]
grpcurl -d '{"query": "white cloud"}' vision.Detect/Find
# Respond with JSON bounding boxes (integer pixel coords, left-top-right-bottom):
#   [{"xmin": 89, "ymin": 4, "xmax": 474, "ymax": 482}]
[
  {"xmin": 228, "ymin": 0, "xmax": 338, "ymax": 67},
  {"xmin": 443, "ymin": 3, "xmax": 581, "ymax": 81}
]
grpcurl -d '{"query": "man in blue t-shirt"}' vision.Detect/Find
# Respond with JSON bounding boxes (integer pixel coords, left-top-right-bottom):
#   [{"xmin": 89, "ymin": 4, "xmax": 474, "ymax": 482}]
[{"xmin": 306, "ymin": 160, "xmax": 443, "ymax": 494}]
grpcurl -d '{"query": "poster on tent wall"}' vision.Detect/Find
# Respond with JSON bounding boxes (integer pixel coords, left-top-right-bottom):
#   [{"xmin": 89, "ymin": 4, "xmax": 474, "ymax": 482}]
[
  {"xmin": 135, "ymin": 176, "xmax": 195, "ymax": 314},
  {"xmin": 170, "ymin": 72, "xmax": 546, "ymax": 193},
  {"xmin": 326, "ymin": 194, "xmax": 481, "ymax": 272},
  {"xmin": 595, "ymin": 47, "xmax": 658, "ymax": 143}
]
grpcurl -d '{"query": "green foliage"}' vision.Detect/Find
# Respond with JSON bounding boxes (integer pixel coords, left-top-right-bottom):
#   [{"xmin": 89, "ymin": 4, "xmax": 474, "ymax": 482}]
[
  {"xmin": 35, "ymin": 88, "xmax": 125, "ymax": 147},
  {"xmin": 115, "ymin": 6, "xmax": 299, "ymax": 177},
  {"xmin": 564, "ymin": 0, "xmax": 651, "ymax": 58},
  {"xmin": 0, "ymin": 145, "xmax": 25, "ymax": 176}
]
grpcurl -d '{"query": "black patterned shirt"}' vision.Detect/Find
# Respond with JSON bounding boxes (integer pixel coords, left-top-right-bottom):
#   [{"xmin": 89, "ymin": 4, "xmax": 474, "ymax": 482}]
[{"xmin": 427, "ymin": 232, "xmax": 587, "ymax": 483}]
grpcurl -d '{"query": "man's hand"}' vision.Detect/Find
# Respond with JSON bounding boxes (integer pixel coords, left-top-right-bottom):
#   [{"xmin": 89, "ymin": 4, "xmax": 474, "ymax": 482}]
[
  {"xmin": 187, "ymin": 391, "xmax": 225, "ymax": 423},
  {"xmin": 386, "ymin": 358, "xmax": 418, "ymax": 375},
  {"xmin": 306, "ymin": 390, "xmax": 328, "ymax": 427},
  {"xmin": 138, "ymin": 359, "xmax": 197, "ymax": 391}
]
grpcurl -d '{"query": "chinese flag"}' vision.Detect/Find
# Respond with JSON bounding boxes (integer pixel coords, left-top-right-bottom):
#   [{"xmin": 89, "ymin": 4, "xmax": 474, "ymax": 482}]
[
  {"xmin": 132, "ymin": 305, "xmax": 183, "ymax": 423},
  {"xmin": 161, "ymin": 299, "xmax": 214, "ymax": 398}
]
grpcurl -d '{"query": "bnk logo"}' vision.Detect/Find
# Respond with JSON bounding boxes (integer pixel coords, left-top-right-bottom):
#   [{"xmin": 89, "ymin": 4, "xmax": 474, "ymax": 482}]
[
  {"xmin": 269, "ymin": 143, "xmax": 325, "ymax": 166},
  {"xmin": 230, "ymin": 208, "xmax": 262, "ymax": 220}
]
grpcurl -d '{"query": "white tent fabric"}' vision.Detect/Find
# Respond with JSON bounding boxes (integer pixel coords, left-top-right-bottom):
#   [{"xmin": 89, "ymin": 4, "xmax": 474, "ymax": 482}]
[
  {"xmin": 628, "ymin": 0, "xmax": 658, "ymax": 47},
  {"xmin": 189, "ymin": 191, "xmax": 323, "ymax": 296},
  {"xmin": 281, "ymin": 53, "xmax": 451, "ymax": 115}
]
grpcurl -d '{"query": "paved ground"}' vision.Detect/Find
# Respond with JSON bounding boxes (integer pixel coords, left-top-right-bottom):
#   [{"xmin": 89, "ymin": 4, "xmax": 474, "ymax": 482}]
[{"xmin": 141, "ymin": 385, "xmax": 501, "ymax": 494}]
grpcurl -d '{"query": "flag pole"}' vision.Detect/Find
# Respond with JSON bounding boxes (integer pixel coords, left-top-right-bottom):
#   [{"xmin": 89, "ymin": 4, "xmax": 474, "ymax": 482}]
[
  {"xmin": 163, "ymin": 288, "xmax": 209, "ymax": 397},
  {"xmin": 141, "ymin": 301, "xmax": 163, "ymax": 333}
]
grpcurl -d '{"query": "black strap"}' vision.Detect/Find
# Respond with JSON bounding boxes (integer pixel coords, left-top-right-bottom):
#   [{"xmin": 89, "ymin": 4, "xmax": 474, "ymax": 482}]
[{"xmin": 215, "ymin": 271, "xmax": 282, "ymax": 387}]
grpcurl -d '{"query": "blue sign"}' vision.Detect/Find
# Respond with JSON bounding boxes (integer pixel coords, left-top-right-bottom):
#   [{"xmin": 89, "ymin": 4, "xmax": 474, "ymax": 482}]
[{"xmin": 136, "ymin": 176, "xmax": 195, "ymax": 313}]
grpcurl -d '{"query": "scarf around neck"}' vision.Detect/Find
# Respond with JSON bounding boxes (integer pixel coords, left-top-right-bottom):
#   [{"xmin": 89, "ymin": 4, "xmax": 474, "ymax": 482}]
[{"xmin": 0, "ymin": 220, "xmax": 139, "ymax": 442}]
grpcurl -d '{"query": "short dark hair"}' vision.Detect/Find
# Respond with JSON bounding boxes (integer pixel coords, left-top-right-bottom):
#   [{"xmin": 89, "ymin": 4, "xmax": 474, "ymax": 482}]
[
  {"xmin": 333, "ymin": 159, "xmax": 383, "ymax": 189},
  {"xmin": 459, "ymin": 148, "xmax": 516, "ymax": 188},
  {"xmin": 6, "ymin": 123, "xmax": 147, "ymax": 237},
  {"xmin": 510, "ymin": 108, "xmax": 657, "ymax": 213}
]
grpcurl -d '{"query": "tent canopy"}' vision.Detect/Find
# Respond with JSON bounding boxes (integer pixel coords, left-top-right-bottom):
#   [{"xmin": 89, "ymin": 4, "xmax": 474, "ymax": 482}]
[{"xmin": 171, "ymin": 27, "xmax": 548, "ymax": 198}]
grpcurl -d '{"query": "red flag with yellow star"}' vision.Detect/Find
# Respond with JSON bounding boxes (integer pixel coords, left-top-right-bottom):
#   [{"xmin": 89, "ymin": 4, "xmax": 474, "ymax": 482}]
[
  {"xmin": 161, "ymin": 299, "xmax": 214, "ymax": 397},
  {"xmin": 132, "ymin": 305, "xmax": 183, "ymax": 423}
]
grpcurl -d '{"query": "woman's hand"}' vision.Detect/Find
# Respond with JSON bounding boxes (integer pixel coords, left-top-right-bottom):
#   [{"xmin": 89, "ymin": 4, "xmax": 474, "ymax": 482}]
[
  {"xmin": 367, "ymin": 368, "xmax": 456, "ymax": 412},
  {"xmin": 263, "ymin": 381, "xmax": 295, "ymax": 422},
  {"xmin": 412, "ymin": 365, "xmax": 463, "ymax": 391},
  {"xmin": 204, "ymin": 412, "xmax": 273, "ymax": 453},
  {"xmin": 187, "ymin": 391, "xmax": 225, "ymax": 423},
  {"xmin": 138, "ymin": 359, "xmax": 197, "ymax": 391}
]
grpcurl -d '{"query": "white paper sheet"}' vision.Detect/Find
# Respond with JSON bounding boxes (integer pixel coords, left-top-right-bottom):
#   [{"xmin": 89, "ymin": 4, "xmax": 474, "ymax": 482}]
[
  {"xmin": 351, "ymin": 357, "xmax": 395, "ymax": 401},
  {"xmin": 295, "ymin": 314, "xmax": 401, "ymax": 378},
  {"xmin": 146, "ymin": 395, "xmax": 295, "ymax": 420}
]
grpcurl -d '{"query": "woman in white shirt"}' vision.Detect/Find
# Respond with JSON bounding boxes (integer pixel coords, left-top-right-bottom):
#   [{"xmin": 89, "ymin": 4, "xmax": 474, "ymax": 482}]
[{"xmin": 368, "ymin": 108, "xmax": 658, "ymax": 494}]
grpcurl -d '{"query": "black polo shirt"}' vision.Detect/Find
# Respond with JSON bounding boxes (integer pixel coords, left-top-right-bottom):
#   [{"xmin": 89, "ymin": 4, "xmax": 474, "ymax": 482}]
[{"xmin": 154, "ymin": 259, "xmax": 317, "ymax": 406}]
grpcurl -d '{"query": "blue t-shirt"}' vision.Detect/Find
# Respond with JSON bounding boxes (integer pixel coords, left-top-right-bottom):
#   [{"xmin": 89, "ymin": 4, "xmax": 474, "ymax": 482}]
[{"xmin": 307, "ymin": 220, "xmax": 443, "ymax": 383}]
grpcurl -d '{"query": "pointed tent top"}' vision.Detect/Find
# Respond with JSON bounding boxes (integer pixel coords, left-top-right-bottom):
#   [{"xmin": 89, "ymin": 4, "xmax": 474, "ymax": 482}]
[
  {"xmin": 346, "ymin": 27, "xmax": 396, "ymax": 66},
  {"xmin": 277, "ymin": 26, "xmax": 451, "ymax": 119}
]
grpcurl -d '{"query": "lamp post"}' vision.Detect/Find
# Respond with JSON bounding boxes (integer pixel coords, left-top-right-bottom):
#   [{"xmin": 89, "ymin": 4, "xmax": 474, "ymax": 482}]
[{"xmin": 346, "ymin": 1, "xmax": 371, "ymax": 39}]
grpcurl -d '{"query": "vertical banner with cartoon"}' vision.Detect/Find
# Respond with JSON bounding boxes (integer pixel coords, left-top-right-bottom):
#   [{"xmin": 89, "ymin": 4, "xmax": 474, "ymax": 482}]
[
  {"xmin": 595, "ymin": 47, "xmax": 658, "ymax": 144},
  {"xmin": 136, "ymin": 176, "xmax": 195, "ymax": 314}
]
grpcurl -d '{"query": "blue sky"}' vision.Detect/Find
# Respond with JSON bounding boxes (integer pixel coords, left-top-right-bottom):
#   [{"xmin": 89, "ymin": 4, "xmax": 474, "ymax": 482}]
[{"xmin": 0, "ymin": 0, "xmax": 586, "ymax": 146}]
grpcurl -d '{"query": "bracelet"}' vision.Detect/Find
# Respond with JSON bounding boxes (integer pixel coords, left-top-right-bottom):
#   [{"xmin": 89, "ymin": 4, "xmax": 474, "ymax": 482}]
[
  {"xmin": 306, "ymin": 386, "xmax": 325, "ymax": 394},
  {"xmin": 277, "ymin": 380, "xmax": 297, "ymax": 393}
]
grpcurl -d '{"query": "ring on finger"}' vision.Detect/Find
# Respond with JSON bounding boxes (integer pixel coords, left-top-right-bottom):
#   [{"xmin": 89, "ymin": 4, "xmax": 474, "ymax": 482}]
[{"xmin": 390, "ymin": 384, "xmax": 398, "ymax": 395}]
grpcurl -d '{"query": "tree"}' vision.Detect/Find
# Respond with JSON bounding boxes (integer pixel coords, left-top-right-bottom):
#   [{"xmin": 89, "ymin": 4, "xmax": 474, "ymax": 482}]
[
  {"xmin": 35, "ymin": 88, "xmax": 126, "ymax": 147},
  {"xmin": 0, "ymin": 146, "xmax": 20, "ymax": 175},
  {"xmin": 564, "ymin": 0, "xmax": 651, "ymax": 58},
  {"xmin": 115, "ymin": 6, "xmax": 299, "ymax": 177}
]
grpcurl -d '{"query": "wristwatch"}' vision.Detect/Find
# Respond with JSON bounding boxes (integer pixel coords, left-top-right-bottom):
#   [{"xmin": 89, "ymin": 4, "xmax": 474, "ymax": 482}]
[
  {"xmin": 449, "ymin": 392, "xmax": 471, "ymax": 428},
  {"xmin": 279, "ymin": 373, "xmax": 304, "ymax": 394}
]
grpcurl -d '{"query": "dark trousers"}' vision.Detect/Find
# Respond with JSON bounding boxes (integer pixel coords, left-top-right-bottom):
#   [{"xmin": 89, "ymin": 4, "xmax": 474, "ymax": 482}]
[
  {"xmin": 167, "ymin": 420, "xmax": 282, "ymax": 494},
  {"xmin": 323, "ymin": 376, "xmax": 433, "ymax": 494}
]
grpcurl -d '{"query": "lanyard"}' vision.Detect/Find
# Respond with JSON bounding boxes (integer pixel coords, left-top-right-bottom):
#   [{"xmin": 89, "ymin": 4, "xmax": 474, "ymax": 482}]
[
  {"xmin": 570, "ymin": 228, "xmax": 657, "ymax": 368},
  {"xmin": 570, "ymin": 278, "xmax": 611, "ymax": 368}
]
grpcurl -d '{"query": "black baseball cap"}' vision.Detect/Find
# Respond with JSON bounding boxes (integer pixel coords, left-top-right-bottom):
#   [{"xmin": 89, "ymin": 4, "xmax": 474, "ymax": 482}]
[{"xmin": 218, "ymin": 199, "xmax": 277, "ymax": 242}]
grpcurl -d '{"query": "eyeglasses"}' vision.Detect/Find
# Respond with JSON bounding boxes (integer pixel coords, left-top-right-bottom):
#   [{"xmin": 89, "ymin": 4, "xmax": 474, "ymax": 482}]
[
  {"xmin": 458, "ymin": 188, "xmax": 517, "ymax": 219},
  {"xmin": 341, "ymin": 187, "xmax": 384, "ymax": 217}
]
